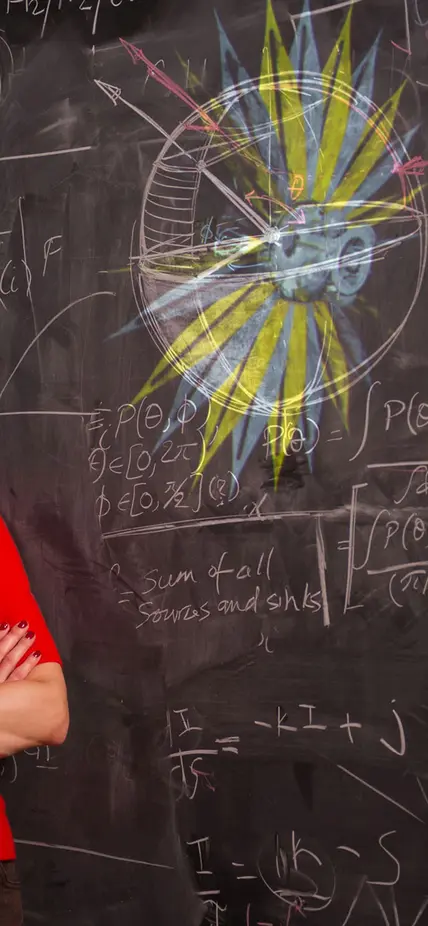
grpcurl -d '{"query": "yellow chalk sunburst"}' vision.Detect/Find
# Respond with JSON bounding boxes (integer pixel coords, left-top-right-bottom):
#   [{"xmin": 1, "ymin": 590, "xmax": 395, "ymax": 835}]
[{"xmin": 129, "ymin": 0, "xmax": 420, "ymax": 486}]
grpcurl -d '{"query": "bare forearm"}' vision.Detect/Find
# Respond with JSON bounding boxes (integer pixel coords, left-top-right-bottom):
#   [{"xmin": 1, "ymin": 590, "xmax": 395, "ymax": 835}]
[{"xmin": 0, "ymin": 677, "xmax": 68, "ymax": 757}]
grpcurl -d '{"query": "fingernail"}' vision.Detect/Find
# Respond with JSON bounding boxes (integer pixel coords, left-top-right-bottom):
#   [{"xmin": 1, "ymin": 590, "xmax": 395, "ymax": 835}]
[
  {"xmin": 0, "ymin": 623, "xmax": 9, "ymax": 631},
  {"xmin": 32, "ymin": 651, "xmax": 41, "ymax": 659},
  {"xmin": 25, "ymin": 630, "xmax": 35, "ymax": 640},
  {"xmin": 18, "ymin": 621, "xmax": 28, "ymax": 629}
]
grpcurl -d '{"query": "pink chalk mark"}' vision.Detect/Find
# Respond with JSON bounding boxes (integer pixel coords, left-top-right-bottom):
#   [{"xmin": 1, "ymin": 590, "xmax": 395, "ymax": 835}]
[
  {"xmin": 392, "ymin": 155, "xmax": 428, "ymax": 177},
  {"xmin": 245, "ymin": 189, "xmax": 306, "ymax": 224},
  {"xmin": 284, "ymin": 897, "xmax": 306, "ymax": 925},
  {"xmin": 192, "ymin": 767, "xmax": 215, "ymax": 791},
  {"xmin": 183, "ymin": 122, "xmax": 213, "ymax": 133},
  {"xmin": 294, "ymin": 898, "xmax": 306, "ymax": 917},
  {"xmin": 391, "ymin": 40, "xmax": 411, "ymax": 54}
]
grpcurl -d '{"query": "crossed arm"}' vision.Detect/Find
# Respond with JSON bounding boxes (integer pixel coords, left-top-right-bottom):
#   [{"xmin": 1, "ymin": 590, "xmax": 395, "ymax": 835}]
[{"xmin": 0, "ymin": 622, "xmax": 69, "ymax": 758}]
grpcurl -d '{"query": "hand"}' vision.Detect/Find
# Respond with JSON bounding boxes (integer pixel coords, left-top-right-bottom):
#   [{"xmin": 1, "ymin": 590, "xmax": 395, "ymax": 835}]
[{"xmin": 0, "ymin": 622, "xmax": 41, "ymax": 682}]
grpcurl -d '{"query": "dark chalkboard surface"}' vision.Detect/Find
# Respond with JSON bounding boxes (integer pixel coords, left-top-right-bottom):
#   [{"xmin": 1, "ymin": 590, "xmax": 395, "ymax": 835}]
[{"xmin": 1, "ymin": 0, "xmax": 428, "ymax": 922}]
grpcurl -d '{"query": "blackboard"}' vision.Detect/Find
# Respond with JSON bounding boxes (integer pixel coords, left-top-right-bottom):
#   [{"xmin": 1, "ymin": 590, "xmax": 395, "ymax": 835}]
[{"xmin": 1, "ymin": 0, "xmax": 428, "ymax": 923}]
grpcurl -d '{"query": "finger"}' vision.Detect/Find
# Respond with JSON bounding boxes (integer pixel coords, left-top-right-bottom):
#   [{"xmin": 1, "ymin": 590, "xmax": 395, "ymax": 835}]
[
  {"xmin": 0, "ymin": 630, "xmax": 36, "ymax": 683},
  {"xmin": 8, "ymin": 650, "xmax": 41, "ymax": 682},
  {"xmin": 0, "ymin": 623, "xmax": 10, "ymax": 642},
  {"xmin": 0, "ymin": 622, "xmax": 30, "ymax": 662}
]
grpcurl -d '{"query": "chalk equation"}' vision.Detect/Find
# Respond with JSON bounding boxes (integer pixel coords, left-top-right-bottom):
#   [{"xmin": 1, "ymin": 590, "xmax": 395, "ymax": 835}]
[
  {"xmin": 86, "ymin": 402, "xmax": 241, "ymax": 524},
  {"xmin": 5, "ymin": 0, "xmax": 135, "ymax": 39},
  {"xmin": 87, "ymin": 390, "xmax": 428, "ymax": 633},
  {"xmin": 189, "ymin": 829, "xmax": 428, "ymax": 926},
  {"xmin": 86, "ymin": 402, "xmax": 349, "ymax": 545},
  {"xmin": 350, "ymin": 380, "xmax": 428, "ymax": 462},
  {"xmin": 0, "ymin": 229, "xmax": 62, "ymax": 303},
  {"xmin": 0, "ymin": 745, "xmax": 59, "ymax": 785},
  {"xmin": 169, "ymin": 700, "xmax": 428, "ymax": 924},
  {"xmin": 164, "ymin": 700, "xmax": 418, "ymax": 808},
  {"xmin": 107, "ymin": 541, "xmax": 323, "ymax": 630},
  {"xmin": 344, "ymin": 461, "xmax": 428, "ymax": 612}
]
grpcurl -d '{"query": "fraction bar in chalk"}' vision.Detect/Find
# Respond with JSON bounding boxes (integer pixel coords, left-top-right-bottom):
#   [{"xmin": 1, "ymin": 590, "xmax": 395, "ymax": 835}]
[{"xmin": 0, "ymin": 146, "xmax": 93, "ymax": 163}]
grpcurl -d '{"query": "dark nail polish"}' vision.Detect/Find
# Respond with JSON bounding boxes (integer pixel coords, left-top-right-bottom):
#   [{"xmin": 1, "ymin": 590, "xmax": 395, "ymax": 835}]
[
  {"xmin": 32, "ymin": 651, "xmax": 41, "ymax": 659},
  {"xmin": 18, "ymin": 621, "xmax": 28, "ymax": 629},
  {"xmin": 0, "ymin": 623, "xmax": 8, "ymax": 631},
  {"xmin": 25, "ymin": 630, "xmax": 35, "ymax": 640}
]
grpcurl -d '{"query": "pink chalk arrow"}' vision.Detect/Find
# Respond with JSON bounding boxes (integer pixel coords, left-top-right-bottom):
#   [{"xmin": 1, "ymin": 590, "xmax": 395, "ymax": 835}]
[
  {"xmin": 392, "ymin": 155, "xmax": 428, "ymax": 177},
  {"xmin": 119, "ymin": 38, "xmax": 236, "ymax": 149}
]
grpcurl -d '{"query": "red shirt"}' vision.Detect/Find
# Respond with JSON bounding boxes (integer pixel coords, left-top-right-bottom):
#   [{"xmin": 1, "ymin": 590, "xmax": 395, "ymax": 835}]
[{"xmin": 0, "ymin": 517, "xmax": 62, "ymax": 860}]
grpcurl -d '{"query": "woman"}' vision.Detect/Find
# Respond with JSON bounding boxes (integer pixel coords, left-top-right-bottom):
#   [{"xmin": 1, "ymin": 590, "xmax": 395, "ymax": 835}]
[{"xmin": 0, "ymin": 517, "xmax": 69, "ymax": 926}]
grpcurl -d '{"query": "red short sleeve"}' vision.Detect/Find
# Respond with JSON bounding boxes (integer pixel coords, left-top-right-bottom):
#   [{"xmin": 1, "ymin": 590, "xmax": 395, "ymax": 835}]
[{"xmin": 0, "ymin": 517, "xmax": 61, "ymax": 666}]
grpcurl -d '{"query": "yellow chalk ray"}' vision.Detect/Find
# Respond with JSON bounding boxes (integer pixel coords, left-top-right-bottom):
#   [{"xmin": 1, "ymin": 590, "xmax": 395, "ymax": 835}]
[
  {"xmin": 260, "ymin": 0, "xmax": 306, "ymax": 184},
  {"xmin": 312, "ymin": 10, "xmax": 352, "ymax": 202},
  {"xmin": 133, "ymin": 282, "xmax": 275, "ymax": 403},
  {"xmin": 268, "ymin": 303, "xmax": 306, "ymax": 485},
  {"xmin": 198, "ymin": 296, "xmax": 287, "ymax": 471},
  {"xmin": 314, "ymin": 300, "xmax": 349, "ymax": 423},
  {"xmin": 332, "ymin": 83, "xmax": 405, "ymax": 205}
]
